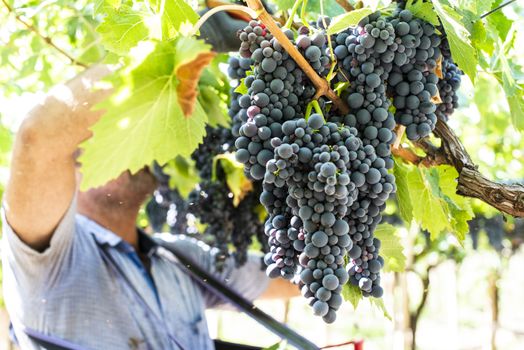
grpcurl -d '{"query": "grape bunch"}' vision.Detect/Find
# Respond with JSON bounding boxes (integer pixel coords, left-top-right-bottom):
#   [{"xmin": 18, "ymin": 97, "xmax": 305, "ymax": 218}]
[
  {"xmin": 146, "ymin": 163, "xmax": 189, "ymax": 235},
  {"xmin": 436, "ymin": 58, "xmax": 462, "ymax": 121},
  {"xmin": 232, "ymin": 3, "xmax": 470, "ymax": 321},
  {"xmin": 387, "ymin": 10, "xmax": 441, "ymax": 140}
]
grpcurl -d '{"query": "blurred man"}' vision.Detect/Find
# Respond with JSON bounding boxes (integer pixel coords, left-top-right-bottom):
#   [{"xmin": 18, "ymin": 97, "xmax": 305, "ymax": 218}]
[{"xmin": 2, "ymin": 65, "xmax": 296, "ymax": 350}]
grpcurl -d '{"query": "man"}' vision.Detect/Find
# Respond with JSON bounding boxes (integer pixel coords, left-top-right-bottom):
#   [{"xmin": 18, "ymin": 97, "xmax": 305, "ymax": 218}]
[{"xmin": 2, "ymin": 65, "xmax": 297, "ymax": 349}]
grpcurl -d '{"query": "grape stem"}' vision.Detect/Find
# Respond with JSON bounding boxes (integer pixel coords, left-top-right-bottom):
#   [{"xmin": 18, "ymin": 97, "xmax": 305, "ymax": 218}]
[
  {"xmin": 284, "ymin": 0, "xmax": 302, "ymax": 29},
  {"xmin": 392, "ymin": 125, "xmax": 405, "ymax": 149},
  {"xmin": 391, "ymin": 125, "xmax": 423, "ymax": 164},
  {"xmin": 1, "ymin": 0, "xmax": 87, "ymax": 68},
  {"xmin": 335, "ymin": 0, "xmax": 355, "ymax": 12},
  {"xmin": 245, "ymin": 0, "xmax": 350, "ymax": 114}
]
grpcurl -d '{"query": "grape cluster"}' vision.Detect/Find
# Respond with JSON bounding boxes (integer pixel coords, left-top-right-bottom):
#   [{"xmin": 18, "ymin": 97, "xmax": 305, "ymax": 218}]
[
  {"xmin": 387, "ymin": 10, "xmax": 441, "ymax": 140},
  {"xmin": 260, "ymin": 114, "xmax": 368, "ymax": 322},
  {"xmin": 146, "ymin": 163, "xmax": 189, "ymax": 234},
  {"xmin": 228, "ymin": 56, "xmax": 252, "ymax": 138},
  {"xmin": 235, "ymin": 20, "xmax": 317, "ymax": 180},
  {"xmin": 436, "ymin": 58, "xmax": 462, "ymax": 121}
]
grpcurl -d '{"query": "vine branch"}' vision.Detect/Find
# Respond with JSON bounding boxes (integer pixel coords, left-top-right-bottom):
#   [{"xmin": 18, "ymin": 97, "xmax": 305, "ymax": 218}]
[
  {"xmin": 1, "ymin": 0, "xmax": 87, "ymax": 68},
  {"xmin": 335, "ymin": 0, "xmax": 355, "ymax": 12},
  {"xmin": 395, "ymin": 119, "xmax": 524, "ymax": 217}
]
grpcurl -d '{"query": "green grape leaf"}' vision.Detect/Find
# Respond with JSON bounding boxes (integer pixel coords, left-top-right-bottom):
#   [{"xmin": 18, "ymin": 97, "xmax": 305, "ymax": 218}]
[
  {"xmin": 374, "ymin": 224, "xmax": 406, "ymax": 272},
  {"xmin": 94, "ymin": 0, "xmax": 121, "ymax": 16},
  {"xmin": 327, "ymin": 8, "xmax": 373, "ymax": 35},
  {"xmin": 198, "ymin": 86, "xmax": 230, "ymax": 128},
  {"xmin": 393, "ymin": 159, "xmax": 414, "ymax": 224},
  {"xmin": 150, "ymin": 0, "xmax": 199, "ymax": 39},
  {"xmin": 407, "ymin": 167, "xmax": 449, "ymax": 239},
  {"xmin": 96, "ymin": 3, "xmax": 157, "ymax": 55},
  {"xmin": 79, "ymin": 40, "xmax": 209, "ymax": 190},
  {"xmin": 452, "ymin": 0, "xmax": 494, "ymax": 16},
  {"xmin": 499, "ymin": 51, "xmax": 524, "ymax": 131},
  {"xmin": 405, "ymin": 0, "xmax": 440, "ymax": 26},
  {"xmin": 432, "ymin": 0, "xmax": 477, "ymax": 83},
  {"xmin": 370, "ymin": 297, "xmax": 392, "ymax": 321},
  {"xmin": 470, "ymin": 20, "xmax": 494, "ymax": 55},
  {"xmin": 255, "ymin": 204, "xmax": 268, "ymax": 223},
  {"xmin": 164, "ymin": 156, "xmax": 200, "ymax": 198},
  {"xmin": 234, "ymin": 78, "xmax": 248, "ymax": 95},
  {"xmin": 0, "ymin": 123, "xmax": 12, "ymax": 166},
  {"xmin": 214, "ymin": 153, "xmax": 253, "ymax": 207},
  {"xmin": 486, "ymin": 0, "xmax": 512, "ymax": 39},
  {"xmin": 429, "ymin": 166, "xmax": 474, "ymax": 242},
  {"xmin": 342, "ymin": 283, "xmax": 362, "ymax": 309}
]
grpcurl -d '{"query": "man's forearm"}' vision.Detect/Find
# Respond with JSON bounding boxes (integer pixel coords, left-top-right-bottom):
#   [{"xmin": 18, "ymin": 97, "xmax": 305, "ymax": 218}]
[{"xmin": 4, "ymin": 65, "xmax": 112, "ymax": 250}]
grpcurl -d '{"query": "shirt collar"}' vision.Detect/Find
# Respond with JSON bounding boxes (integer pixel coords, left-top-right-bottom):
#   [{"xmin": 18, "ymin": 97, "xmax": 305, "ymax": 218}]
[{"xmin": 76, "ymin": 214, "xmax": 158, "ymax": 255}]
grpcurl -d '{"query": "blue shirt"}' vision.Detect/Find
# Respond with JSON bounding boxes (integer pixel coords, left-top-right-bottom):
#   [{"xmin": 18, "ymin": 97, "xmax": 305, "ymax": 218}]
[{"xmin": 1, "ymin": 199, "xmax": 269, "ymax": 350}]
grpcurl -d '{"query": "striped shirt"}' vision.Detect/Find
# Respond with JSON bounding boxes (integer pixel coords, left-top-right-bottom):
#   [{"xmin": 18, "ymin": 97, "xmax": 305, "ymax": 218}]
[{"xmin": 1, "ymin": 199, "xmax": 269, "ymax": 349}]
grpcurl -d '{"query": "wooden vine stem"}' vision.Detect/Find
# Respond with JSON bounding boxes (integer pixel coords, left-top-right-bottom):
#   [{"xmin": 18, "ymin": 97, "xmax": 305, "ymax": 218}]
[{"xmin": 245, "ymin": 0, "xmax": 350, "ymax": 114}]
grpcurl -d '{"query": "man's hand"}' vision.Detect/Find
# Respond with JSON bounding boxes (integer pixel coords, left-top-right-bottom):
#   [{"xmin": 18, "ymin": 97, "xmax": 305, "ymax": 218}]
[{"xmin": 4, "ymin": 65, "xmax": 112, "ymax": 251}]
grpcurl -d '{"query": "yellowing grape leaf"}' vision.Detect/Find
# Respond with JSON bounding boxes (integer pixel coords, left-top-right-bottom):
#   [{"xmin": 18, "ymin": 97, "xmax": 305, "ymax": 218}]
[
  {"xmin": 79, "ymin": 39, "xmax": 209, "ymax": 190},
  {"xmin": 214, "ymin": 153, "xmax": 253, "ymax": 206},
  {"xmin": 175, "ymin": 42, "xmax": 215, "ymax": 117}
]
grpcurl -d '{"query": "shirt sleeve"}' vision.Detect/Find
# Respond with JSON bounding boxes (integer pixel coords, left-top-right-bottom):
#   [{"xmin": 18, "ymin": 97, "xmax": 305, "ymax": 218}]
[
  {"xmin": 156, "ymin": 234, "xmax": 270, "ymax": 309},
  {"xmin": 1, "ymin": 197, "xmax": 77, "ymax": 288}
]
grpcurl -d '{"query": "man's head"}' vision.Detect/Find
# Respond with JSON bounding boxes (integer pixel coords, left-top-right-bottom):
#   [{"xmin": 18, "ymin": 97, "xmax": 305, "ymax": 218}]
[{"xmin": 77, "ymin": 167, "xmax": 157, "ymax": 213}]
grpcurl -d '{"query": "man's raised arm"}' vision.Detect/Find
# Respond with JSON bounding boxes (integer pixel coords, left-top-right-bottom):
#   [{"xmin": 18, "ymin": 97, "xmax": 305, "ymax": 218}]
[{"xmin": 4, "ymin": 65, "xmax": 112, "ymax": 251}]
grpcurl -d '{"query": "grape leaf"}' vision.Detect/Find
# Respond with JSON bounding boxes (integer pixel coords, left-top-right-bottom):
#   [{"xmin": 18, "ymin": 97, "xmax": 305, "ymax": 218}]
[
  {"xmin": 150, "ymin": 0, "xmax": 199, "ymax": 39},
  {"xmin": 79, "ymin": 40, "xmax": 208, "ymax": 190},
  {"xmin": 405, "ymin": 0, "xmax": 440, "ymax": 26},
  {"xmin": 432, "ymin": 0, "xmax": 478, "ymax": 83},
  {"xmin": 198, "ymin": 86, "xmax": 230, "ymax": 128},
  {"xmin": 327, "ymin": 8, "xmax": 373, "ymax": 35},
  {"xmin": 342, "ymin": 283, "xmax": 362, "ymax": 309},
  {"xmin": 452, "ymin": 0, "xmax": 494, "ymax": 16},
  {"xmin": 407, "ymin": 166, "xmax": 449, "ymax": 239},
  {"xmin": 94, "ymin": 0, "xmax": 121, "ymax": 16},
  {"xmin": 499, "ymin": 50, "xmax": 524, "ymax": 131},
  {"xmin": 393, "ymin": 159, "xmax": 413, "ymax": 224},
  {"xmin": 96, "ymin": 3, "xmax": 157, "ymax": 55},
  {"xmin": 428, "ymin": 166, "xmax": 473, "ymax": 242},
  {"xmin": 174, "ymin": 37, "xmax": 216, "ymax": 117},
  {"xmin": 486, "ymin": 0, "xmax": 512, "ymax": 39},
  {"xmin": 374, "ymin": 224, "xmax": 406, "ymax": 272},
  {"xmin": 164, "ymin": 156, "xmax": 200, "ymax": 198},
  {"xmin": 214, "ymin": 153, "xmax": 253, "ymax": 206},
  {"xmin": 470, "ymin": 20, "xmax": 494, "ymax": 55},
  {"xmin": 234, "ymin": 78, "xmax": 249, "ymax": 95},
  {"xmin": 370, "ymin": 297, "xmax": 392, "ymax": 321}
]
